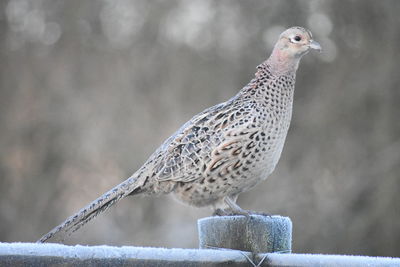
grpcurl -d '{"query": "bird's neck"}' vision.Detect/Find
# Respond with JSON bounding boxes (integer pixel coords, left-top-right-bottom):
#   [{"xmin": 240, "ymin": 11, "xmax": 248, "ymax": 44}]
[
  {"xmin": 249, "ymin": 59, "xmax": 296, "ymax": 108},
  {"xmin": 265, "ymin": 48, "xmax": 300, "ymax": 76}
]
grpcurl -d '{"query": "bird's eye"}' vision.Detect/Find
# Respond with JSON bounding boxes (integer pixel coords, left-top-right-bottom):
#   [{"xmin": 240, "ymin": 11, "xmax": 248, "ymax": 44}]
[{"xmin": 293, "ymin": 35, "xmax": 302, "ymax": 42}]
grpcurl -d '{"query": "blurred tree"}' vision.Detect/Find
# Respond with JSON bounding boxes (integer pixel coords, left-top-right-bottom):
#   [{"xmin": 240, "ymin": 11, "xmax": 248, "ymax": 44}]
[{"xmin": 0, "ymin": 0, "xmax": 399, "ymax": 257}]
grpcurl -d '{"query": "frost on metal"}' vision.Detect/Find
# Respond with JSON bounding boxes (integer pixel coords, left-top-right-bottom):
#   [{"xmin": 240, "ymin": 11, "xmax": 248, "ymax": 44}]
[{"xmin": 1, "ymin": 242, "xmax": 400, "ymax": 267}]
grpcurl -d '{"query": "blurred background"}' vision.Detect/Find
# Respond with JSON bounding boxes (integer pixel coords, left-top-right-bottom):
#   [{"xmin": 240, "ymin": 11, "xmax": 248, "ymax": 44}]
[{"xmin": 0, "ymin": 0, "xmax": 399, "ymax": 257}]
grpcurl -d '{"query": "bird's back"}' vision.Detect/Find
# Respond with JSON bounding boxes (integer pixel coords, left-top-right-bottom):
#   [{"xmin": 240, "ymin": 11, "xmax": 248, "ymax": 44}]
[{"xmin": 138, "ymin": 62, "xmax": 296, "ymax": 207}]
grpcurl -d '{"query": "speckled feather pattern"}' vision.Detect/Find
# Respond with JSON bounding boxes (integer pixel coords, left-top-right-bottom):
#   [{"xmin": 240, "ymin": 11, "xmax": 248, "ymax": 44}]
[
  {"xmin": 152, "ymin": 63, "xmax": 296, "ymax": 207},
  {"xmin": 37, "ymin": 27, "xmax": 318, "ymax": 243},
  {"xmin": 38, "ymin": 63, "xmax": 295, "ymax": 243}
]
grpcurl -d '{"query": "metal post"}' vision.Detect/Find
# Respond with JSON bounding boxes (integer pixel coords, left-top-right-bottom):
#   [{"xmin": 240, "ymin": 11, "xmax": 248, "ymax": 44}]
[{"xmin": 198, "ymin": 215, "xmax": 292, "ymax": 253}]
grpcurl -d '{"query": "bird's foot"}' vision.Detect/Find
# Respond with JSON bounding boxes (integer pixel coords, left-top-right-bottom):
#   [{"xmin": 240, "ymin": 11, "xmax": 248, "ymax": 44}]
[
  {"xmin": 213, "ymin": 208, "xmax": 232, "ymax": 216},
  {"xmin": 246, "ymin": 210, "xmax": 272, "ymax": 217},
  {"xmin": 213, "ymin": 208, "xmax": 271, "ymax": 217}
]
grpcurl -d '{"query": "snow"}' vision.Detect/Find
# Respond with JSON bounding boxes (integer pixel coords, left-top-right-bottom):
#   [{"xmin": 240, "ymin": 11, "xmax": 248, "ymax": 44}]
[
  {"xmin": 1, "ymin": 242, "xmax": 400, "ymax": 266},
  {"xmin": 0, "ymin": 242, "xmax": 243, "ymax": 262}
]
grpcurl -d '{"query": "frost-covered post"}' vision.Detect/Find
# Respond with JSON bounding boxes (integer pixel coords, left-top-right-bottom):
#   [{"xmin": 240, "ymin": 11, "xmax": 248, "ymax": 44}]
[{"xmin": 198, "ymin": 215, "xmax": 292, "ymax": 253}]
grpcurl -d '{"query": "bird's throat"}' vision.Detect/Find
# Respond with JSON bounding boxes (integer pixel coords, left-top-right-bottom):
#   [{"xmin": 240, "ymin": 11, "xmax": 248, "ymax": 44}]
[{"xmin": 267, "ymin": 48, "xmax": 300, "ymax": 76}]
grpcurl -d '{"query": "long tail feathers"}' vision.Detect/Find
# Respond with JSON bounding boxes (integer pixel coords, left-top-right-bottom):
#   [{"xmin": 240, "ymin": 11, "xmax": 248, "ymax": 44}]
[{"xmin": 37, "ymin": 173, "xmax": 145, "ymax": 243}]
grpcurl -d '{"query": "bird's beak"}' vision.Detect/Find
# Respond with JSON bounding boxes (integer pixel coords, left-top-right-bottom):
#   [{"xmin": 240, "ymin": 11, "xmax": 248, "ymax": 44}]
[{"xmin": 309, "ymin": 40, "xmax": 322, "ymax": 52}]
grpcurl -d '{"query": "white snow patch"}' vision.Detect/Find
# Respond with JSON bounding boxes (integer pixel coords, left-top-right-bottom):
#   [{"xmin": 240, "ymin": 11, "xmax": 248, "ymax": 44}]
[
  {"xmin": 0, "ymin": 242, "xmax": 399, "ymax": 266},
  {"xmin": 0, "ymin": 242, "xmax": 243, "ymax": 262}
]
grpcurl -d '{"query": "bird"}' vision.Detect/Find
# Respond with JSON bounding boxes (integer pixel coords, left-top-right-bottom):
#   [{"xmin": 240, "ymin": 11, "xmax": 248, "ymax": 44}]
[{"xmin": 37, "ymin": 26, "xmax": 321, "ymax": 243}]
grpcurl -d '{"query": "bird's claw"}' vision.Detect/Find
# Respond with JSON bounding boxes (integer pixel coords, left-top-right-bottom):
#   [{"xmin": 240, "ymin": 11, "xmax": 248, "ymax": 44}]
[{"xmin": 213, "ymin": 209, "xmax": 271, "ymax": 217}]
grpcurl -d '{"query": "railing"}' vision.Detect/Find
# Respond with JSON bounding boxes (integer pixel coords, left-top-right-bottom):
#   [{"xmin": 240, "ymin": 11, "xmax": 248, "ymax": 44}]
[{"xmin": 1, "ymin": 215, "xmax": 399, "ymax": 266}]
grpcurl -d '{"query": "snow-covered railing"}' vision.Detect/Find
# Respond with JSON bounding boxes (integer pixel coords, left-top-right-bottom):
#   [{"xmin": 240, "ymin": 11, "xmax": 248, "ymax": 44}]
[
  {"xmin": 1, "ymin": 215, "xmax": 399, "ymax": 266},
  {"xmin": 1, "ymin": 242, "xmax": 399, "ymax": 266}
]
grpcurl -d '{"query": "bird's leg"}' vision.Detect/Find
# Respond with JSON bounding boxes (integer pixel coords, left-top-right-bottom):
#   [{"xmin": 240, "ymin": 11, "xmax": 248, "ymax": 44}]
[
  {"xmin": 224, "ymin": 196, "xmax": 251, "ymax": 217},
  {"xmin": 212, "ymin": 197, "xmax": 244, "ymax": 216},
  {"xmin": 214, "ymin": 196, "xmax": 272, "ymax": 217},
  {"xmin": 212, "ymin": 208, "xmax": 231, "ymax": 216},
  {"xmin": 212, "ymin": 196, "xmax": 251, "ymax": 216}
]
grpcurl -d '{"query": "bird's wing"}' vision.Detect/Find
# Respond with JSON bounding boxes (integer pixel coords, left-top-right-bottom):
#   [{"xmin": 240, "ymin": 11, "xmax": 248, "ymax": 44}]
[{"xmin": 151, "ymin": 96, "xmax": 256, "ymax": 183}]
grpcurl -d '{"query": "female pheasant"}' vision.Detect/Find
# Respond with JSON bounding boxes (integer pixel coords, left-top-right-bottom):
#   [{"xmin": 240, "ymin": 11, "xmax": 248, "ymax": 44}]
[{"xmin": 38, "ymin": 26, "xmax": 321, "ymax": 243}]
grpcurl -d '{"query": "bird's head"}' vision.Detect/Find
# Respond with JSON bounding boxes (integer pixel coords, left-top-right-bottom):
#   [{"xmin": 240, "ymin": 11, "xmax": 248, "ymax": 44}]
[
  {"xmin": 276, "ymin": 27, "xmax": 321, "ymax": 57},
  {"xmin": 268, "ymin": 26, "xmax": 321, "ymax": 74}
]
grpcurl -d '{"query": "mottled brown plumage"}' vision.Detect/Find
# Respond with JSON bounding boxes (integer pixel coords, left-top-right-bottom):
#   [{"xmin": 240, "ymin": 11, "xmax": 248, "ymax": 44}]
[{"xmin": 38, "ymin": 27, "xmax": 321, "ymax": 243}]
